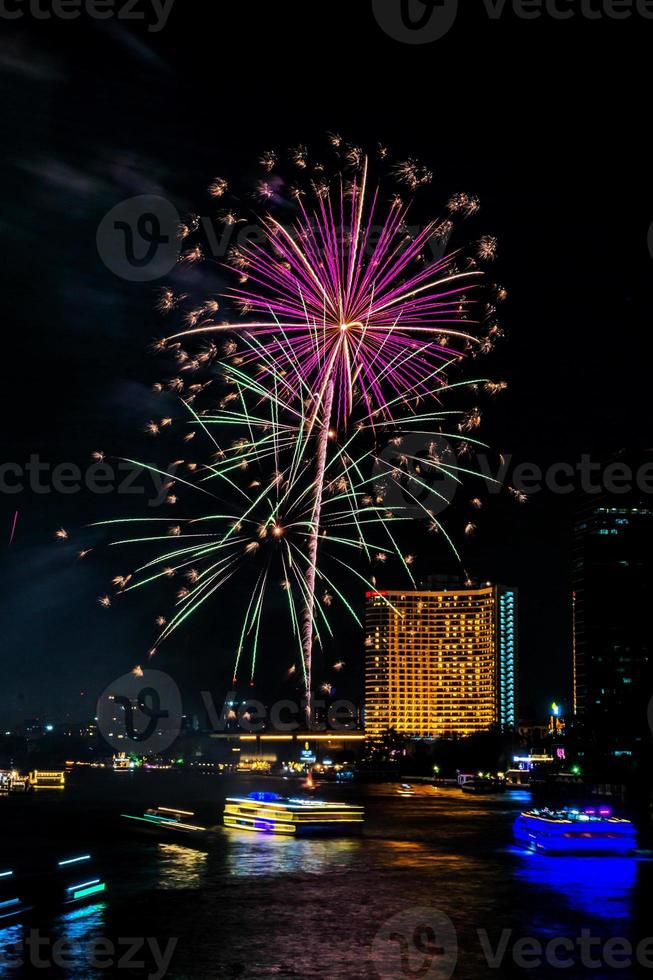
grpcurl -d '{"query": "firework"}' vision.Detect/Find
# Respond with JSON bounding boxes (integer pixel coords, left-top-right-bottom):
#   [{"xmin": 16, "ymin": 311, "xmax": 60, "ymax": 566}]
[
  {"xmin": 208, "ymin": 177, "xmax": 228, "ymax": 199},
  {"xmin": 89, "ymin": 139, "xmax": 507, "ymax": 715},
  {"xmin": 160, "ymin": 157, "xmax": 494, "ymax": 709},
  {"xmin": 170, "ymin": 162, "xmax": 481, "ymax": 427},
  {"xmin": 477, "ymin": 235, "xmax": 498, "ymax": 261},
  {"xmin": 8, "ymin": 510, "xmax": 18, "ymax": 548},
  {"xmin": 93, "ymin": 346, "xmax": 497, "ymax": 702},
  {"xmin": 91, "ymin": 368, "xmax": 426, "ymax": 690}
]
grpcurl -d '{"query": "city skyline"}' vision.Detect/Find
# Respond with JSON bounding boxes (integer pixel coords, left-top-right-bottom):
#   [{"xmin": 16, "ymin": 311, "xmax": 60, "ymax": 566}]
[{"xmin": 1, "ymin": 6, "xmax": 651, "ymax": 732}]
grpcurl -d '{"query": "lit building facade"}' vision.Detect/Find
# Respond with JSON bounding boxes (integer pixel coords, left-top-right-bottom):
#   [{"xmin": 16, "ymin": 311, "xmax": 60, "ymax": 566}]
[
  {"xmin": 572, "ymin": 489, "xmax": 653, "ymax": 736},
  {"xmin": 364, "ymin": 583, "xmax": 518, "ymax": 738}
]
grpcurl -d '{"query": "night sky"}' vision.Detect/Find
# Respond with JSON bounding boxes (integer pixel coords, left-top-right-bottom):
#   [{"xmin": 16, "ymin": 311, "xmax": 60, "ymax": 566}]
[{"xmin": 1, "ymin": 2, "xmax": 651, "ymax": 727}]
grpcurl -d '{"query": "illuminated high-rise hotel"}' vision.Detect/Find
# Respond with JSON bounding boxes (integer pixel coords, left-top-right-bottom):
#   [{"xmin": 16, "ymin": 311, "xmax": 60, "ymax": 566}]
[{"xmin": 364, "ymin": 583, "xmax": 518, "ymax": 738}]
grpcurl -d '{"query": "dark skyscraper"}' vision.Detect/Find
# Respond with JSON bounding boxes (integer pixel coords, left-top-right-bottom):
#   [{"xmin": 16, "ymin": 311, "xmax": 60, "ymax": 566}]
[{"xmin": 573, "ymin": 464, "xmax": 653, "ymax": 740}]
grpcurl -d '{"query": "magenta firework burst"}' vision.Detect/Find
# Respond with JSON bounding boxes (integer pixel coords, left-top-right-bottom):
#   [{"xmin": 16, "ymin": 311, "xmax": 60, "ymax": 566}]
[
  {"xmin": 170, "ymin": 159, "xmax": 481, "ymax": 428},
  {"xmin": 163, "ymin": 152, "xmax": 493, "ymax": 711}
]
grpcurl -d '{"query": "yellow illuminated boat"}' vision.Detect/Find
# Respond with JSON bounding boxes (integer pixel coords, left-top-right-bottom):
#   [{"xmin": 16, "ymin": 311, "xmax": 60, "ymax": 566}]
[
  {"xmin": 223, "ymin": 792, "xmax": 364, "ymax": 835},
  {"xmin": 29, "ymin": 770, "xmax": 65, "ymax": 790}
]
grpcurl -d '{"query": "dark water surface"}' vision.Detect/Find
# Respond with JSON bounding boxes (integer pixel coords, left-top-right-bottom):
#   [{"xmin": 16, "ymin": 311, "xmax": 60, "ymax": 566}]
[{"xmin": 1, "ymin": 770, "xmax": 652, "ymax": 979}]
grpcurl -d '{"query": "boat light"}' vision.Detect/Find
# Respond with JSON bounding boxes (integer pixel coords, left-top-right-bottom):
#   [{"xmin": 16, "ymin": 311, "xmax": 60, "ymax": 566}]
[{"xmin": 58, "ymin": 855, "xmax": 91, "ymax": 867}]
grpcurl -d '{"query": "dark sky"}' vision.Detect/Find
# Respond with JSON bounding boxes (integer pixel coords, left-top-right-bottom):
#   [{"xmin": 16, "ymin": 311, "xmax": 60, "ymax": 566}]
[{"xmin": 1, "ymin": 2, "xmax": 651, "ymax": 726}]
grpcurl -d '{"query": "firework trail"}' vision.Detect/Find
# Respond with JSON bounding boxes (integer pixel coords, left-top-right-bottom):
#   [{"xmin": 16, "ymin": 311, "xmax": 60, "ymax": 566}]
[
  {"xmin": 163, "ymin": 155, "xmax": 491, "ymax": 712},
  {"xmin": 8, "ymin": 510, "xmax": 18, "ymax": 547},
  {"xmin": 90, "ymin": 327, "xmax": 499, "ymax": 700},
  {"xmin": 91, "ymin": 375, "xmax": 412, "ymax": 691}
]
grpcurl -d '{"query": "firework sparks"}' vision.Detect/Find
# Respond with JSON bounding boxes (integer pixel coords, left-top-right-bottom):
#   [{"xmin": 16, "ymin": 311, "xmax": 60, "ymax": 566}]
[
  {"xmin": 160, "ymin": 157, "xmax": 494, "ymax": 710},
  {"xmin": 167, "ymin": 160, "xmax": 484, "ymax": 429},
  {"xmin": 8, "ymin": 510, "xmax": 18, "ymax": 548},
  {"xmin": 90, "ymin": 139, "xmax": 506, "ymax": 715}
]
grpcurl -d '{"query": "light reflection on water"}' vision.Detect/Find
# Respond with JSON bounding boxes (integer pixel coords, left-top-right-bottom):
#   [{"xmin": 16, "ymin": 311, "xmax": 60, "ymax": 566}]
[
  {"xmin": 223, "ymin": 829, "xmax": 362, "ymax": 877},
  {"xmin": 378, "ymin": 838, "xmax": 477, "ymax": 871},
  {"xmin": 52, "ymin": 902, "xmax": 107, "ymax": 978},
  {"xmin": 514, "ymin": 850, "xmax": 637, "ymax": 921},
  {"xmin": 155, "ymin": 843, "xmax": 208, "ymax": 889},
  {"xmin": 0, "ymin": 922, "xmax": 23, "ymax": 978}
]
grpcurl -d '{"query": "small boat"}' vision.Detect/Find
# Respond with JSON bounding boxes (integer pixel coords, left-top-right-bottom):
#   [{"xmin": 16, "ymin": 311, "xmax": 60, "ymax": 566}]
[
  {"xmin": 397, "ymin": 784, "xmax": 415, "ymax": 797},
  {"xmin": 0, "ymin": 770, "xmax": 31, "ymax": 793},
  {"xmin": 1, "ymin": 854, "xmax": 107, "ymax": 918},
  {"xmin": 223, "ymin": 792, "xmax": 364, "ymax": 836},
  {"xmin": 57, "ymin": 855, "xmax": 107, "ymax": 906},
  {"xmin": 461, "ymin": 778, "xmax": 506, "ymax": 794},
  {"xmin": 0, "ymin": 870, "xmax": 31, "ymax": 922},
  {"xmin": 514, "ymin": 807, "xmax": 637, "ymax": 855},
  {"xmin": 121, "ymin": 807, "xmax": 209, "ymax": 839},
  {"xmin": 29, "ymin": 770, "xmax": 65, "ymax": 791}
]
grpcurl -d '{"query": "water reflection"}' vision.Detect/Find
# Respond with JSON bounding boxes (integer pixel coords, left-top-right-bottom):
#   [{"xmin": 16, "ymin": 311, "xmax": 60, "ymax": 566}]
[
  {"xmin": 156, "ymin": 844, "xmax": 208, "ymax": 889},
  {"xmin": 52, "ymin": 902, "xmax": 107, "ymax": 977},
  {"xmin": 380, "ymin": 839, "xmax": 475, "ymax": 872},
  {"xmin": 515, "ymin": 850, "xmax": 637, "ymax": 920},
  {"xmin": 223, "ymin": 830, "xmax": 361, "ymax": 877},
  {"xmin": 0, "ymin": 923, "xmax": 23, "ymax": 978}
]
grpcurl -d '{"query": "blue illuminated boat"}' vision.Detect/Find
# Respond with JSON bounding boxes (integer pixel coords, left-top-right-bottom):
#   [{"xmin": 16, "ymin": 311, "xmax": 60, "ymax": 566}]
[
  {"xmin": 0, "ymin": 869, "xmax": 31, "ymax": 923},
  {"xmin": 223, "ymin": 792, "xmax": 364, "ymax": 835},
  {"xmin": 514, "ymin": 807, "xmax": 637, "ymax": 855},
  {"xmin": 0, "ymin": 854, "xmax": 106, "ymax": 920},
  {"xmin": 56, "ymin": 854, "xmax": 107, "ymax": 906}
]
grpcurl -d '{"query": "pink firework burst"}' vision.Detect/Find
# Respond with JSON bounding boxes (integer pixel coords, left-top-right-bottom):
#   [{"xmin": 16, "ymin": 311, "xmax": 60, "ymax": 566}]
[
  {"xmin": 156, "ymin": 151, "xmax": 495, "ymax": 719},
  {"xmin": 170, "ymin": 160, "xmax": 482, "ymax": 428}
]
